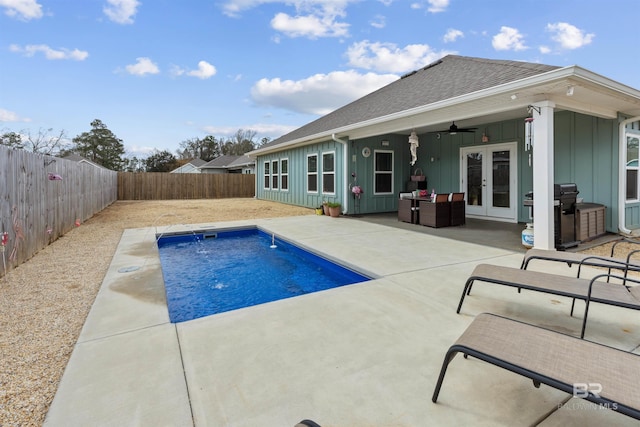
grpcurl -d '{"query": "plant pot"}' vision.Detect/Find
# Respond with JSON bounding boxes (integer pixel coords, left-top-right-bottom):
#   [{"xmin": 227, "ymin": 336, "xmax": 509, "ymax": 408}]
[
  {"xmin": 315, "ymin": 208, "xmax": 323, "ymax": 215},
  {"xmin": 323, "ymin": 205, "xmax": 330, "ymax": 215},
  {"xmin": 329, "ymin": 206, "xmax": 341, "ymax": 217}
]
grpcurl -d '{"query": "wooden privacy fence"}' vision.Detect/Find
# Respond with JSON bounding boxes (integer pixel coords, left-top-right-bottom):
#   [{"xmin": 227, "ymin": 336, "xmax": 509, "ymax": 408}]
[
  {"xmin": 0, "ymin": 146, "xmax": 117, "ymax": 276},
  {"xmin": 117, "ymin": 172, "xmax": 256, "ymax": 200}
]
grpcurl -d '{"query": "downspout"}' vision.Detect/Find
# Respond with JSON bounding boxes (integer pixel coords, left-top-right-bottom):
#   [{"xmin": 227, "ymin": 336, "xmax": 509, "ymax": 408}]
[
  {"xmin": 618, "ymin": 116, "xmax": 640, "ymax": 235},
  {"xmin": 332, "ymin": 133, "xmax": 349, "ymax": 214}
]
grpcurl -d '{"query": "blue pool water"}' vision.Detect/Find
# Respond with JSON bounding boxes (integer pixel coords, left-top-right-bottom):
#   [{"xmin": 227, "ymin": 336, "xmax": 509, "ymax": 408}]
[{"xmin": 157, "ymin": 228, "xmax": 370, "ymax": 322}]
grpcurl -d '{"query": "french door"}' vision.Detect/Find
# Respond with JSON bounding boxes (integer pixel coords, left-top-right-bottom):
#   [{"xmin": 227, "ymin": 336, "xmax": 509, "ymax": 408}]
[{"xmin": 460, "ymin": 142, "xmax": 517, "ymax": 221}]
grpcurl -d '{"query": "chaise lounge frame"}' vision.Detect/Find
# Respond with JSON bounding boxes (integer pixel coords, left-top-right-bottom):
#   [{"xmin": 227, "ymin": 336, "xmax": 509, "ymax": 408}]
[
  {"xmin": 457, "ymin": 259, "xmax": 640, "ymax": 338},
  {"xmin": 432, "ymin": 313, "xmax": 640, "ymax": 421}
]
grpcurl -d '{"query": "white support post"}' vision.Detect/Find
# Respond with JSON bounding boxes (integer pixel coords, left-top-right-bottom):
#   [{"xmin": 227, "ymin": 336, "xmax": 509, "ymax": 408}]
[{"xmin": 532, "ymin": 101, "xmax": 556, "ymax": 250}]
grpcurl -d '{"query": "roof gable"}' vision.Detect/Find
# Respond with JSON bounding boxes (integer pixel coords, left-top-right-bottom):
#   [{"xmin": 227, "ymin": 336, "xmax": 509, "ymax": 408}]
[{"xmin": 260, "ymin": 55, "xmax": 560, "ymax": 149}]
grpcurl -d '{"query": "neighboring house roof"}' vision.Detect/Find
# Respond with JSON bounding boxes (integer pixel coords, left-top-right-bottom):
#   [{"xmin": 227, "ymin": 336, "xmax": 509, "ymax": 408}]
[
  {"xmin": 170, "ymin": 158, "xmax": 207, "ymax": 173},
  {"xmin": 199, "ymin": 154, "xmax": 255, "ymax": 171},
  {"xmin": 251, "ymin": 54, "xmax": 640, "ymax": 155},
  {"xmin": 63, "ymin": 154, "xmax": 105, "ymax": 169},
  {"xmin": 200, "ymin": 155, "xmax": 241, "ymax": 170},
  {"xmin": 226, "ymin": 155, "xmax": 254, "ymax": 169}
]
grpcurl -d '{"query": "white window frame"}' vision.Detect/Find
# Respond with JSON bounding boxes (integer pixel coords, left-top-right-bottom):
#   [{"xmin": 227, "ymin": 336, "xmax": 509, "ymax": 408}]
[
  {"xmin": 373, "ymin": 149, "xmax": 394, "ymax": 195},
  {"xmin": 322, "ymin": 150, "xmax": 336, "ymax": 195},
  {"xmin": 263, "ymin": 160, "xmax": 270, "ymax": 190},
  {"xmin": 307, "ymin": 153, "xmax": 318, "ymax": 193},
  {"xmin": 281, "ymin": 158, "xmax": 289, "ymax": 191},
  {"xmin": 271, "ymin": 160, "xmax": 279, "ymax": 190},
  {"xmin": 626, "ymin": 130, "xmax": 640, "ymax": 202}
]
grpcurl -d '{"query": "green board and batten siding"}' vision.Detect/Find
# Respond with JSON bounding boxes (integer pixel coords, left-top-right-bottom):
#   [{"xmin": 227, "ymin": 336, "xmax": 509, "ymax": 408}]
[
  {"xmin": 257, "ymin": 112, "xmax": 624, "ymax": 232},
  {"xmin": 256, "ymin": 139, "xmax": 347, "ymax": 210}
]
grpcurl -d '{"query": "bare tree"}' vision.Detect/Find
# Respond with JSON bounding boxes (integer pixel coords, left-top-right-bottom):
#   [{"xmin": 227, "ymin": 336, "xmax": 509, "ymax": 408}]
[{"xmin": 23, "ymin": 127, "xmax": 69, "ymax": 156}]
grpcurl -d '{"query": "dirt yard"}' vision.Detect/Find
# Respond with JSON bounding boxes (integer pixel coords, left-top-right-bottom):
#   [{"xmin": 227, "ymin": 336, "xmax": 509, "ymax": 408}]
[{"xmin": 0, "ymin": 199, "xmax": 312, "ymax": 426}]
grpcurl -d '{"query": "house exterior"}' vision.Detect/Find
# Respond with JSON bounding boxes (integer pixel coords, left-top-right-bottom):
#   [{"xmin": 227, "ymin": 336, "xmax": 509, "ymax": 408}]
[
  {"xmin": 170, "ymin": 158, "xmax": 207, "ymax": 173},
  {"xmin": 63, "ymin": 153, "xmax": 106, "ymax": 169},
  {"xmin": 199, "ymin": 155, "xmax": 255, "ymax": 174},
  {"xmin": 249, "ymin": 55, "xmax": 640, "ymax": 250}
]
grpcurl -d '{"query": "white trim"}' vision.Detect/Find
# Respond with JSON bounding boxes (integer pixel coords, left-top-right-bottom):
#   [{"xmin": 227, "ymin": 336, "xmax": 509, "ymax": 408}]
[
  {"xmin": 460, "ymin": 142, "xmax": 518, "ymax": 222},
  {"xmin": 321, "ymin": 150, "xmax": 336, "ymax": 195},
  {"xmin": 619, "ymin": 117, "xmax": 640, "ymax": 235},
  {"xmin": 306, "ymin": 153, "xmax": 318, "ymax": 194},
  {"xmin": 373, "ymin": 149, "xmax": 394, "ymax": 195},
  {"xmin": 280, "ymin": 158, "xmax": 289, "ymax": 191},
  {"xmin": 263, "ymin": 160, "xmax": 270, "ymax": 190},
  {"xmin": 271, "ymin": 159, "xmax": 279, "ymax": 190}
]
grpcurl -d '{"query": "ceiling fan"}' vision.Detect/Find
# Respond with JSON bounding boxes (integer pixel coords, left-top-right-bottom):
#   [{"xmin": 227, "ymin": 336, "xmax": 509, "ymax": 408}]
[{"xmin": 436, "ymin": 121, "xmax": 477, "ymax": 135}]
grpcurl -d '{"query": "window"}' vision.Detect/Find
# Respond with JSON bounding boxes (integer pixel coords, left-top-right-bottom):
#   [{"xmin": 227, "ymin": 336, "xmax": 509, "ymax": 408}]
[
  {"xmin": 626, "ymin": 133, "xmax": 640, "ymax": 201},
  {"xmin": 271, "ymin": 160, "xmax": 279, "ymax": 190},
  {"xmin": 307, "ymin": 154, "xmax": 318, "ymax": 193},
  {"xmin": 322, "ymin": 151, "xmax": 335, "ymax": 194},
  {"xmin": 281, "ymin": 159, "xmax": 289, "ymax": 191},
  {"xmin": 263, "ymin": 161, "xmax": 270, "ymax": 190},
  {"xmin": 374, "ymin": 150, "xmax": 393, "ymax": 194}
]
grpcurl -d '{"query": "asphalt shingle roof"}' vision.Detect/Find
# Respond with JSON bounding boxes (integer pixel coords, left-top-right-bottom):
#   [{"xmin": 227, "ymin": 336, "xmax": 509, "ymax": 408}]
[{"xmin": 261, "ymin": 55, "xmax": 560, "ymax": 149}]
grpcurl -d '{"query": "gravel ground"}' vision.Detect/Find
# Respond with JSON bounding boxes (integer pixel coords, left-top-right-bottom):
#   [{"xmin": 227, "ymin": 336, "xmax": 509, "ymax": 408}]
[{"xmin": 0, "ymin": 199, "xmax": 312, "ymax": 426}]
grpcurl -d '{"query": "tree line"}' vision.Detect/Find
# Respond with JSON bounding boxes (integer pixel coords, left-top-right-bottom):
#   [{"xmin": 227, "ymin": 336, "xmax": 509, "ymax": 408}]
[{"xmin": 1, "ymin": 119, "xmax": 270, "ymax": 172}]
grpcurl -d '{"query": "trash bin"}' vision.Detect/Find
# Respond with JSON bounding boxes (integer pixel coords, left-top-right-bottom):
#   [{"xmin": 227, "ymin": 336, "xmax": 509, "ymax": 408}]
[{"xmin": 576, "ymin": 203, "xmax": 606, "ymax": 242}]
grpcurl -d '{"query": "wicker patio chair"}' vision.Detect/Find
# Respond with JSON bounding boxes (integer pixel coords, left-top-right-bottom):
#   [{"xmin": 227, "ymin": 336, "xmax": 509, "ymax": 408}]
[{"xmin": 432, "ymin": 313, "xmax": 640, "ymax": 421}]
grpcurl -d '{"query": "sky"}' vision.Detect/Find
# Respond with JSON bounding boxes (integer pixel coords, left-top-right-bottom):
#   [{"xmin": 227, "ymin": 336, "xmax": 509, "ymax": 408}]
[{"xmin": 1, "ymin": 0, "xmax": 639, "ymax": 159}]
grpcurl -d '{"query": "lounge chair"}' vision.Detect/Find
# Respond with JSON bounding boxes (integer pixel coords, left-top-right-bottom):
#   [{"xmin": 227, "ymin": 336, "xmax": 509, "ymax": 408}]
[
  {"xmin": 457, "ymin": 263, "xmax": 640, "ymax": 338},
  {"xmin": 521, "ymin": 239, "xmax": 640, "ymax": 279},
  {"xmin": 432, "ymin": 313, "xmax": 640, "ymax": 421}
]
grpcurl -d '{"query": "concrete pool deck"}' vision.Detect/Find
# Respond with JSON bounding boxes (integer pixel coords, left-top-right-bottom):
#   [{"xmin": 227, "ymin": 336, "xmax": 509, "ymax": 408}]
[{"xmin": 44, "ymin": 215, "xmax": 640, "ymax": 426}]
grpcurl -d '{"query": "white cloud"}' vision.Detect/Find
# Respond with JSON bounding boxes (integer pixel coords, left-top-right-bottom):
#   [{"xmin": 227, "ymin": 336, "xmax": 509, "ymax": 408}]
[
  {"xmin": 171, "ymin": 61, "xmax": 218, "ymax": 79},
  {"xmin": 187, "ymin": 61, "xmax": 217, "ymax": 79},
  {"xmin": 0, "ymin": 108, "xmax": 31, "ymax": 122},
  {"xmin": 0, "ymin": 0, "xmax": 42, "ymax": 20},
  {"xmin": 271, "ymin": 11, "xmax": 349, "ymax": 38},
  {"xmin": 125, "ymin": 144, "xmax": 156, "ymax": 157},
  {"xmin": 345, "ymin": 40, "xmax": 452, "ymax": 73},
  {"xmin": 251, "ymin": 70, "xmax": 398, "ymax": 115},
  {"xmin": 103, "ymin": 0, "xmax": 140, "ymax": 24},
  {"xmin": 370, "ymin": 14, "xmax": 385, "ymax": 29},
  {"xmin": 220, "ymin": 0, "xmax": 351, "ymax": 38},
  {"xmin": 492, "ymin": 26, "xmax": 527, "ymax": 51},
  {"xmin": 125, "ymin": 57, "xmax": 160, "ymax": 76},
  {"xmin": 546, "ymin": 22, "xmax": 594, "ymax": 50},
  {"xmin": 9, "ymin": 44, "xmax": 89, "ymax": 60},
  {"xmin": 427, "ymin": 0, "xmax": 449, "ymax": 13},
  {"xmin": 202, "ymin": 123, "xmax": 296, "ymax": 139},
  {"xmin": 443, "ymin": 28, "xmax": 463, "ymax": 43},
  {"xmin": 539, "ymin": 45, "xmax": 551, "ymax": 54}
]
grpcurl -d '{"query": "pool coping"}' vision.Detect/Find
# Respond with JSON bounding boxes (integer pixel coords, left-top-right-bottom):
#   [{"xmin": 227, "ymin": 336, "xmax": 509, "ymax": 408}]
[{"xmin": 44, "ymin": 215, "xmax": 640, "ymax": 426}]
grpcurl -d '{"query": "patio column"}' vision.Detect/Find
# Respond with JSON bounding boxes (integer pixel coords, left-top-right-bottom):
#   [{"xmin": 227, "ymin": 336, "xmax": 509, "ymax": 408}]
[{"xmin": 532, "ymin": 101, "xmax": 556, "ymax": 250}]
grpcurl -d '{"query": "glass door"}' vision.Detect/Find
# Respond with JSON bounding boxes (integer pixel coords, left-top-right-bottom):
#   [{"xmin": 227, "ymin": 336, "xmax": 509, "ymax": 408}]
[{"xmin": 461, "ymin": 142, "xmax": 517, "ymax": 221}]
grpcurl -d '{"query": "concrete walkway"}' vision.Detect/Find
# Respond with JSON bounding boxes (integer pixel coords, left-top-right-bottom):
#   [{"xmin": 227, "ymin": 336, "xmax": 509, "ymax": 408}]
[{"xmin": 45, "ymin": 215, "xmax": 640, "ymax": 426}]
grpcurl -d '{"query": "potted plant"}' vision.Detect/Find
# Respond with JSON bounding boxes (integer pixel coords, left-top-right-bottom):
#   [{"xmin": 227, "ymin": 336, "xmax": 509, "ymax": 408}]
[
  {"xmin": 327, "ymin": 202, "xmax": 341, "ymax": 217},
  {"xmin": 322, "ymin": 201, "xmax": 330, "ymax": 216}
]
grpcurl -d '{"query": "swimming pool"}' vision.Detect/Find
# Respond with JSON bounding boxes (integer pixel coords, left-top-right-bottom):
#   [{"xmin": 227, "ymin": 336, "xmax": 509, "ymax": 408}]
[{"xmin": 157, "ymin": 227, "xmax": 371, "ymax": 322}]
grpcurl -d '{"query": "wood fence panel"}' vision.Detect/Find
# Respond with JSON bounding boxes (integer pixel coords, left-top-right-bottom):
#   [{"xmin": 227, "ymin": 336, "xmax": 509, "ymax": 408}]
[
  {"xmin": 0, "ymin": 146, "xmax": 118, "ymax": 276},
  {"xmin": 117, "ymin": 172, "xmax": 256, "ymax": 200}
]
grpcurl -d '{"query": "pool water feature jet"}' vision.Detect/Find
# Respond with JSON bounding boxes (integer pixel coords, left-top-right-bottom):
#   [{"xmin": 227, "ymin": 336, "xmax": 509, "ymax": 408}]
[{"xmin": 270, "ymin": 233, "xmax": 277, "ymax": 249}]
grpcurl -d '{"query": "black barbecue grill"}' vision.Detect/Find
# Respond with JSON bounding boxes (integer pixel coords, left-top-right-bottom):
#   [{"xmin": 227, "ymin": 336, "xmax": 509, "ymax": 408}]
[
  {"xmin": 523, "ymin": 183, "xmax": 580, "ymax": 250},
  {"xmin": 554, "ymin": 183, "xmax": 579, "ymax": 250}
]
